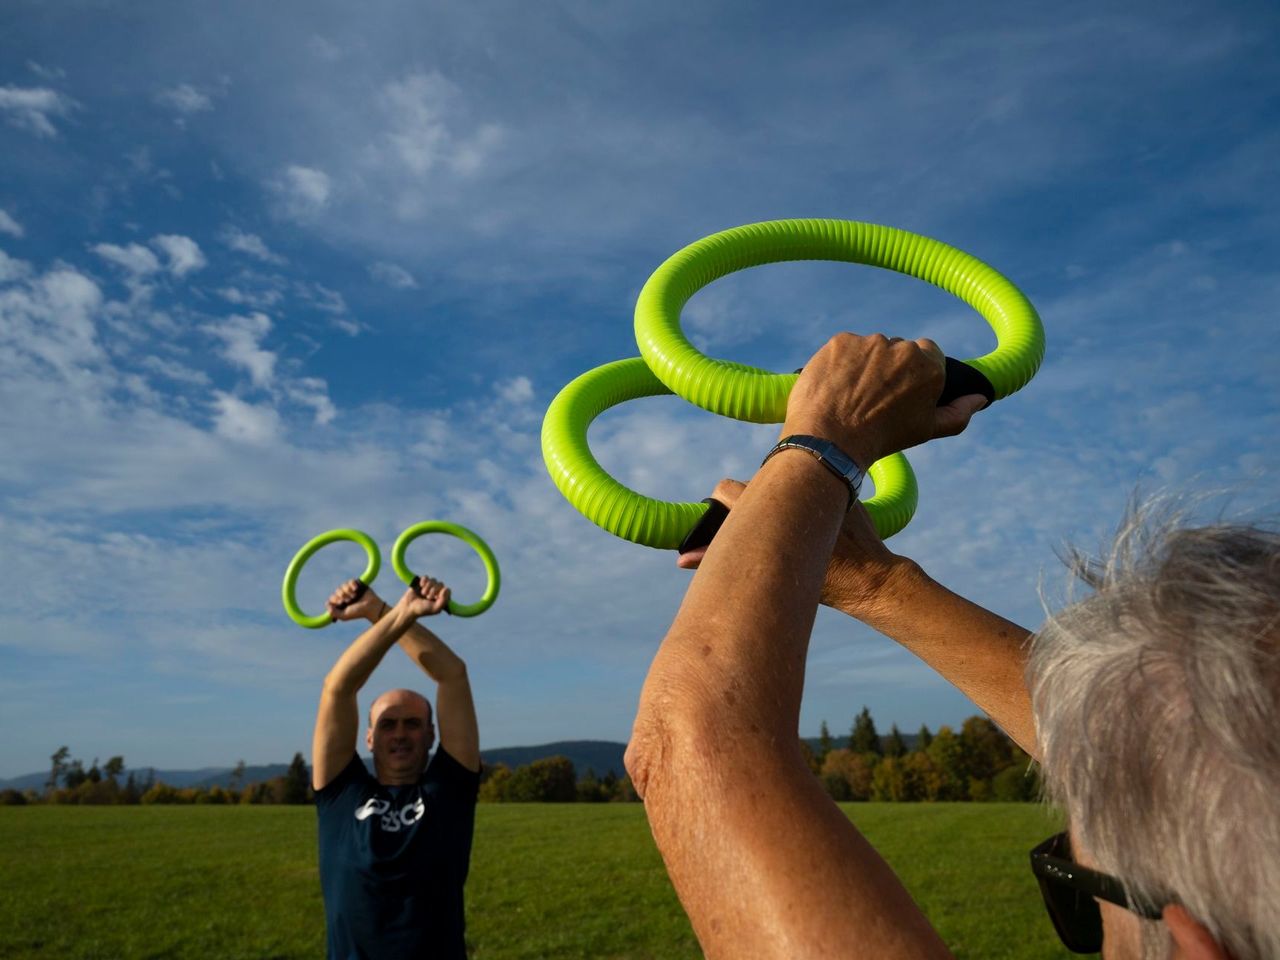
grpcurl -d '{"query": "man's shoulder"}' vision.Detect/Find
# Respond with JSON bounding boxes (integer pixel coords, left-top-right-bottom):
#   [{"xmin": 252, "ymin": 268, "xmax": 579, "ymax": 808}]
[{"xmin": 316, "ymin": 754, "xmax": 375, "ymax": 806}]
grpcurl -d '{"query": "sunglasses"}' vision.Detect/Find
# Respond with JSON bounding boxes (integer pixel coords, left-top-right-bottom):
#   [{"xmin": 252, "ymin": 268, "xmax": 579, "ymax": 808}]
[{"xmin": 1030, "ymin": 832, "xmax": 1165, "ymax": 953}]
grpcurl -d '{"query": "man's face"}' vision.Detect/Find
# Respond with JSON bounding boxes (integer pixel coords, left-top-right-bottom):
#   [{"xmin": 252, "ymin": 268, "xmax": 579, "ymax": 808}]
[{"xmin": 366, "ymin": 691, "xmax": 434, "ymax": 782}]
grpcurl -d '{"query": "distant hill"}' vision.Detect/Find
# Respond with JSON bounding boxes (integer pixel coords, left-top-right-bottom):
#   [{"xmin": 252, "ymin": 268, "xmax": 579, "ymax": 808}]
[
  {"xmin": 8, "ymin": 735, "xmax": 937, "ymax": 792},
  {"xmin": 1, "ymin": 741, "xmax": 630, "ymax": 792},
  {"xmin": 480, "ymin": 740, "xmax": 627, "ymax": 778}
]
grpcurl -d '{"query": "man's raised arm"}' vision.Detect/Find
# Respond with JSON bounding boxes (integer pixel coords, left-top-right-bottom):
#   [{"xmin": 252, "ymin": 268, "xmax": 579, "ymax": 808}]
[
  {"xmin": 681, "ymin": 481, "xmax": 1037, "ymax": 756},
  {"xmin": 626, "ymin": 334, "xmax": 983, "ymax": 960},
  {"xmin": 311, "ymin": 580, "xmax": 448, "ymax": 791},
  {"xmin": 338, "ymin": 577, "xmax": 480, "ymax": 773}
]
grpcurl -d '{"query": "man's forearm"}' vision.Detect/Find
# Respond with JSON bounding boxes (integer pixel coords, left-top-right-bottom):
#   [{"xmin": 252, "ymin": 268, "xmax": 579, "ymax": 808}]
[
  {"xmin": 324, "ymin": 605, "xmax": 418, "ymax": 695},
  {"xmin": 629, "ymin": 452, "xmax": 951, "ymax": 960},
  {"xmin": 396, "ymin": 621, "xmax": 466, "ymax": 683},
  {"xmin": 832, "ymin": 559, "xmax": 1036, "ymax": 755}
]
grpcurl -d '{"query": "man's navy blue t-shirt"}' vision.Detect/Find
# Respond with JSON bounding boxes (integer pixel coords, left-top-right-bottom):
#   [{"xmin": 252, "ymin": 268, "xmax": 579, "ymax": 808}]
[{"xmin": 316, "ymin": 749, "xmax": 479, "ymax": 960}]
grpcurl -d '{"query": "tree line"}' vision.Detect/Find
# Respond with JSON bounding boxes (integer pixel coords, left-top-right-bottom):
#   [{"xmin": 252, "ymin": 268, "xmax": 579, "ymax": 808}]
[
  {"xmin": 0, "ymin": 749, "xmax": 313, "ymax": 806},
  {"xmin": 6, "ymin": 709, "xmax": 1037, "ymax": 806},
  {"xmin": 807, "ymin": 708, "xmax": 1039, "ymax": 802}
]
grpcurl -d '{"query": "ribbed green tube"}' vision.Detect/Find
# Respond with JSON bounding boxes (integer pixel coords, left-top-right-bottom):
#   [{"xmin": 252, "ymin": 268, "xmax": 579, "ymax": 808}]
[
  {"xmin": 634, "ymin": 219, "xmax": 1044, "ymax": 423},
  {"xmin": 540, "ymin": 357, "xmax": 920, "ymax": 547}
]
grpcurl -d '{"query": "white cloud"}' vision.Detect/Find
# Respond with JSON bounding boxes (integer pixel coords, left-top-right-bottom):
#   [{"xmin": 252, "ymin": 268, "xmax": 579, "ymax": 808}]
[
  {"xmin": 155, "ymin": 84, "xmax": 214, "ymax": 115},
  {"xmin": 378, "ymin": 72, "xmax": 503, "ymax": 178},
  {"xmin": 218, "ymin": 286, "xmax": 284, "ymax": 310},
  {"xmin": 151, "ymin": 234, "xmax": 207, "ymax": 277},
  {"xmin": 211, "ymin": 391, "xmax": 282, "ymax": 445},
  {"xmin": 92, "ymin": 242, "xmax": 161, "ymax": 277},
  {"xmin": 0, "ymin": 250, "xmax": 32, "ymax": 283},
  {"xmin": 495, "ymin": 376, "xmax": 534, "ymax": 405},
  {"xmin": 219, "ymin": 226, "xmax": 286, "ymax": 265},
  {"xmin": 369, "ymin": 261, "xmax": 418, "ymax": 289},
  {"xmin": 0, "ymin": 263, "xmax": 104, "ymax": 377},
  {"xmin": 139, "ymin": 355, "xmax": 210, "ymax": 386},
  {"xmin": 270, "ymin": 165, "xmax": 332, "ymax": 222},
  {"xmin": 0, "ymin": 210, "xmax": 24, "ymax": 238},
  {"xmin": 26, "ymin": 61, "xmax": 65, "ymax": 81},
  {"xmin": 287, "ymin": 377, "xmax": 337, "ymax": 425},
  {"xmin": 308, "ymin": 35, "xmax": 343, "ymax": 61},
  {"xmin": 204, "ymin": 312, "xmax": 276, "ymax": 388},
  {"xmin": 0, "ymin": 85, "xmax": 75, "ymax": 138}
]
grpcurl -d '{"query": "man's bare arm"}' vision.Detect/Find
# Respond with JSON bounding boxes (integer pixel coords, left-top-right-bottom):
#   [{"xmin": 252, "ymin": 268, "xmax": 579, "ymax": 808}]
[
  {"xmin": 682, "ymin": 482, "xmax": 1037, "ymax": 756},
  {"xmin": 350, "ymin": 582, "xmax": 480, "ymax": 772},
  {"xmin": 627, "ymin": 334, "xmax": 982, "ymax": 960},
  {"xmin": 311, "ymin": 580, "xmax": 447, "ymax": 790}
]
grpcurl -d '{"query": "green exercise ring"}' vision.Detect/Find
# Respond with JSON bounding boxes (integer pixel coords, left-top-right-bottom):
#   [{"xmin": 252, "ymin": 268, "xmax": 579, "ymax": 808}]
[
  {"xmin": 541, "ymin": 357, "xmax": 919, "ymax": 548},
  {"xmin": 391, "ymin": 521, "xmax": 501, "ymax": 618},
  {"xmin": 281, "ymin": 528, "xmax": 381, "ymax": 629},
  {"xmin": 634, "ymin": 218, "xmax": 1045, "ymax": 423}
]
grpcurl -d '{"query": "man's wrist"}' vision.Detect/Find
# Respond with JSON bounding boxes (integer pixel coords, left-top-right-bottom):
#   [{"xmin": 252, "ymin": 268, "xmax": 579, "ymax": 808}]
[
  {"xmin": 828, "ymin": 555, "xmax": 927, "ymax": 620},
  {"xmin": 763, "ymin": 435, "xmax": 866, "ymax": 510}
]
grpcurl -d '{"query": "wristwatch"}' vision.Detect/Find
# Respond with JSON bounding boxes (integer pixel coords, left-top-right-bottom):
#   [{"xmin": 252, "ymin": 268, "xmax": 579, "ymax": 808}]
[{"xmin": 762, "ymin": 435, "xmax": 865, "ymax": 510}]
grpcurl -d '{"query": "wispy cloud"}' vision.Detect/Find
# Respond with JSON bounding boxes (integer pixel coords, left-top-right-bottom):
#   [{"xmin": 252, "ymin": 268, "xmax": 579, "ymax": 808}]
[
  {"xmin": 219, "ymin": 226, "xmax": 286, "ymax": 265},
  {"xmin": 151, "ymin": 234, "xmax": 206, "ymax": 277},
  {"xmin": 0, "ymin": 85, "xmax": 76, "ymax": 138},
  {"xmin": 92, "ymin": 242, "xmax": 161, "ymax": 277},
  {"xmin": 154, "ymin": 83, "xmax": 214, "ymax": 115},
  {"xmin": 204, "ymin": 312, "xmax": 277, "ymax": 388},
  {"xmin": 369, "ymin": 261, "xmax": 417, "ymax": 289},
  {"xmin": 270, "ymin": 164, "xmax": 332, "ymax": 222},
  {"xmin": 0, "ymin": 210, "xmax": 24, "ymax": 238},
  {"xmin": 211, "ymin": 391, "xmax": 283, "ymax": 444}
]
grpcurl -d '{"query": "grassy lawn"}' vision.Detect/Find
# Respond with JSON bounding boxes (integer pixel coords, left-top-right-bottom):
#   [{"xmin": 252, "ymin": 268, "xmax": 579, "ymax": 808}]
[{"xmin": 0, "ymin": 803, "xmax": 1071, "ymax": 959}]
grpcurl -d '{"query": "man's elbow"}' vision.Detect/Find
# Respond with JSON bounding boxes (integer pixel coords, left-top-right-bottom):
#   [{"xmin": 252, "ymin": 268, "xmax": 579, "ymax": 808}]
[
  {"xmin": 626, "ymin": 693, "xmax": 720, "ymax": 802},
  {"xmin": 321, "ymin": 673, "xmax": 358, "ymax": 699}
]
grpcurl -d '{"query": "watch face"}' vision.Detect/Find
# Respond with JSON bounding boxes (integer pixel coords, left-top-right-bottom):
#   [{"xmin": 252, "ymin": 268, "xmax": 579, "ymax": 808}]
[{"xmin": 820, "ymin": 443, "xmax": 856, "ymax": 475}]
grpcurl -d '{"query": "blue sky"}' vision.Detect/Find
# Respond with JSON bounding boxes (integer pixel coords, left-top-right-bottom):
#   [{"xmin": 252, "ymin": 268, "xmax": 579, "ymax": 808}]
[{"xmin": 2, "ymin": 0, "xmax": 1277, "ymax": 778}]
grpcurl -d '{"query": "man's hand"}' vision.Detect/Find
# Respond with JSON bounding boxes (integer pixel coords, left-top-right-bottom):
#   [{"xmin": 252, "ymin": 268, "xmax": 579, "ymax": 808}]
[
  {"xmin": 327, "ymin": 580, "xmax": 384, "ymax": 623},
  {"xmin": 398, "ymin": 576, "xmax": 451, "ymax": 619},
  {"xmin": 679, "ymin": 478, "xmax": 908, "ymax": 615},
  {"xmin": 783, "ymin": 333, "xmax": 987, "ymax": 469}
]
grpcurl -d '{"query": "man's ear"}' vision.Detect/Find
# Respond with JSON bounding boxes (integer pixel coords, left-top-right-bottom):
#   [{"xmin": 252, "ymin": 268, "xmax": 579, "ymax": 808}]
[
  {"xmin": 365, "ymin": 728, "xmax": 374, "ymax": 752},
  {"xmin": 1164, "ymin": 905, "xmax": 1231, "ymax": 960}
]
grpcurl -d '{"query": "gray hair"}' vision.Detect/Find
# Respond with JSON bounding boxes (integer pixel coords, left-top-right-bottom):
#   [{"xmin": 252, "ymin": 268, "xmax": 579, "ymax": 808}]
[{"xmin": 1029, "ymin": 498, "xmax": 1280, "ymax": 960}]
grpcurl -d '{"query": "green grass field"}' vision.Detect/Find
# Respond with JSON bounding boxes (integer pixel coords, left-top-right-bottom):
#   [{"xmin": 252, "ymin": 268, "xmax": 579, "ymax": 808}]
[{"xmin": 0, "ymin": 803, "xmax": 1071, "ymax": 959}]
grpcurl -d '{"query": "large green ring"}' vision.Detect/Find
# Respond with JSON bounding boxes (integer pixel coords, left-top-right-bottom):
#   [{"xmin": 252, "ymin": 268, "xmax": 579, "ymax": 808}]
[
  {"xmin": 540, "ymin": 357, "xmax": 918, "ymax": 547},
  {"xmin": 634, "ymin": 218, "xmax": 1045, "ymax": 421},
  {"xmin": 281, "ymin": 529, "xmax": 381, "ymax": 629},
  {"xmin": 391, "ymin": 521, "xmax": 501, "ymax": 618}
]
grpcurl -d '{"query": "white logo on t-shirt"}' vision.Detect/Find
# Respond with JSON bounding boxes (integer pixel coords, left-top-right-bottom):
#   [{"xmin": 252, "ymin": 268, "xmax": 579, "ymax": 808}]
[{"xmin": 354, "ymin": 795, "xmax": 425, "ymax": 832}]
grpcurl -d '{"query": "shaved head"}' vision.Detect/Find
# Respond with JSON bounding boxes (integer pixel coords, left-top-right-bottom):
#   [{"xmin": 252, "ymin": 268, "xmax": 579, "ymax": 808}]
[{"xmin": 368, "ymin": 688, "xmax": 432, "ymax": 727}]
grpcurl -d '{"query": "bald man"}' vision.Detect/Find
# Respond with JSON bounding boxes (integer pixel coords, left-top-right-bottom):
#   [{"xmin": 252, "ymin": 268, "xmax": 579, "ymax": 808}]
[{"xmin": 311, "ymin": 575, "xmax": 480, "ymax": 960}]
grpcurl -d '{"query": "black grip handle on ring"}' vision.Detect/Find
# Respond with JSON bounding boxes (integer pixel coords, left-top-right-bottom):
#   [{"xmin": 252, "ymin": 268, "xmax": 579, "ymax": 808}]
[
  {"xmin": 408, "ymin": 575, "xmax": 453, "ymax": 615},
  {"xmin": 675, "ymin": 357, "xmax": 995, "ymax": 557}
]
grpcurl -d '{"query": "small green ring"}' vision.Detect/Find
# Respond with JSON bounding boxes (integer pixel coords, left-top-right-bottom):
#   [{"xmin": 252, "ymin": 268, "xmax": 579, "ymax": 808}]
[
  {"xmin": 281, "ymin": 529, "xmax": 381, "ymax": 629},
  {"xmin": 391, "ymin": 521, "xmax": 501, "ymax": 618}
]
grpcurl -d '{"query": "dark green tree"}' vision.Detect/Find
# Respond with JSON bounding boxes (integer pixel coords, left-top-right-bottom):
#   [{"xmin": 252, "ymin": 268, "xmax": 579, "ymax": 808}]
[
  {"xmin": 63, "ymin": 759, "xmax": 87, "ymax": 790},
  {"xmin": 884, "ymin": 724, "xmax": 907, "ymax": 758},
  {"xmin": 230, "ymin": 759, "xmax": 246, "ymax": 792},
  {"xmin": 507, "ymin": 756, "xmax": 577, "ymax": 802},
  {"xmin": 818, "ymin": 720, "xmax": 833, "ymax": 763},
  {"xmin": 47, "ymin": 746, "xmax": 70, "ymax": 794},
  {"xmin": 87, "ymin": 758, "xmax": 102, "ymax": 784},
  {"xmin": 915, "ymin": 724, "xmax": 934, "ymax": 751},
  {"xmin": 959, "ymin": 716, "xmax": 1013, "ymax": 782},
  {"xmin": 282, "ymin": 752, "xmax": 311, "ymax": 804},
  {"xmin": 925, "ymin": 726, "xmax": 966, "ymax": 800},
  {"xmin": 102, "ymin": 757, "xmax": 125, "ymax": 784},
  {"xmin": 849, "ymin": 707, "xmax": 882, "ymax": 756}
]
